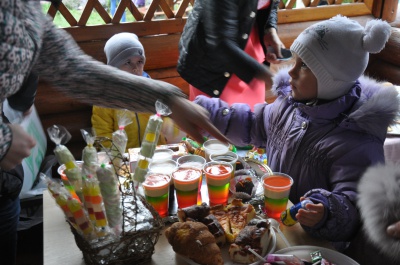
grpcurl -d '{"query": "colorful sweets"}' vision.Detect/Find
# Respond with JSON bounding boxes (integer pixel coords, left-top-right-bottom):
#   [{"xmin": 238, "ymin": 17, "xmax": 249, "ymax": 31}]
[
  {"xmin": 133, "ymin": 102, "xmax": 166, "ymax": 183},
  {"xmin": 262, "ymin": 173, "xmax": 293, "ymax": 221},
  {"xmin": 172, "ymin": 167, "xmax": 202, "ymax": 208},
  {"xmin": 83, "ymin": 175, "xmax": 109, "ymax": 236},
  {"xmin": 177, "ymin": 155, "xmax": 206, "ymax": 205},
  {"xmin": 142, "ymin": 173, "xmax": 171, "ymax": 217},
  {"xmin": 203, "ymin": 161, "xmax": 232, "ymax": 206},
  {"xmin": 97, "ymin": 164, "xmax": 123, "ymax": 235}
]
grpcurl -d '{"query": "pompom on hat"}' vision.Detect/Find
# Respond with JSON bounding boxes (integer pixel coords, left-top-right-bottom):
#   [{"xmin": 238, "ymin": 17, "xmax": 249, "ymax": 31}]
[
  {"xmin": 290, "ymin": 15, "xmax": 391, "ymax": 100},
  {"xmin": 104, "ymin": 32, "xmax": 145, "ymax": 68}
]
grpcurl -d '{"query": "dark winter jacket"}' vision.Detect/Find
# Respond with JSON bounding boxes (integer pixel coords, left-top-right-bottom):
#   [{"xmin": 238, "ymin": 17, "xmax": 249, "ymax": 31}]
[
  {"xmin": 195, "ymin": 68, "xmax": 399, "ymax": 243},
  {"xmin": 177, "ymin": 0, "xmax": 278, "ymax": 97}
]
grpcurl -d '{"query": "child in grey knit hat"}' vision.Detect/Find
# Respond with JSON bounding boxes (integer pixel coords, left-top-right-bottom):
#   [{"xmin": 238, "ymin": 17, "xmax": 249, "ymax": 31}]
[
  {"xmin": 92, "ymin": 32, "xmax": 185, "ymax": 149},
  {"xmin": 104, "ymin": 32, "xmax": 147, "ymax": 77},
  {"xmin": 193, "ymin": 15, "xmax": 399, "ymax": 258}
]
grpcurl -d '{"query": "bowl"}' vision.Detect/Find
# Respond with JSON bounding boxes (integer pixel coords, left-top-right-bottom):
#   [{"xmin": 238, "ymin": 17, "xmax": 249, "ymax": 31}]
[{"xmin": 229, "ymin": 175, "xmax": 261, "ymax": 200}]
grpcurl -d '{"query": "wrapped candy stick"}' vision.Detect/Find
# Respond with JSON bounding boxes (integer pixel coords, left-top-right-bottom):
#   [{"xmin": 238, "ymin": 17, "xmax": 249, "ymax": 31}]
[
  {"xmin": 81, "ymin": 129, "xmax": 98, "ymax": 173},
  {"xmin": 48, "ymin": 125, "xmax": 83, "ymax": 202},
  {"xmin": 46, "ymin": 177, "xmax": 77, "ymax": 226},
  {"xmin": 96, "ymin": 163, "xmax": 123, "ymax": 235},
  {"xmin": 133, "ymin": 101, "xmax": 171, "ymax": 183},
  {"xmin": 43, "ymin": 174, "xmax": 94, "ymax": 237},
  {"xmin": 47, "ymin": 125, "xmax": 75, "ymax": 168},
  {"xmin": 84, "ymin": 174, "xmax": 109, "ymax": 237},
  {"xmin": 111, "ymin": 109, "xmax": 132, "ymax": 168},
  {"xmin": 82, "ymin": 177, "xmax": 96, "ymax": 222},
  {"xmin": 67, "ymin": 196, "xmax": 94, "ymax": 236}
]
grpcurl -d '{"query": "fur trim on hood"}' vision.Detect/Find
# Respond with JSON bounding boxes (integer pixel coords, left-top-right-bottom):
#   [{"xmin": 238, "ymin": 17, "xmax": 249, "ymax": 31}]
[
  {"xmin": 271, "ymin": 68, "xmax": 399, "ymax": 140},
  {"xmin": 358, "ymin": 164, "xmax": 400, "ymax": 261}
]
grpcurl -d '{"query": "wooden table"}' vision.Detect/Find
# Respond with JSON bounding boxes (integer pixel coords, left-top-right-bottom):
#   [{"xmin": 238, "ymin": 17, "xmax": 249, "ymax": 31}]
[{"xmin": 43, "ymin": 190, "xmax": 334, "ymax": 265}]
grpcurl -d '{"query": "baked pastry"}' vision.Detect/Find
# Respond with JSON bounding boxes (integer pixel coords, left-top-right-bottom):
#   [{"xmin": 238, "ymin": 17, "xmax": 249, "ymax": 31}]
[
  {"xmin": 229, "ymin": 219, "xmax": 272, "ymax": 264},
  {"xmin": 226, "ymin": 199, "xmax": 256, "ymax": 241},
  {"xmin": 165, "ymin": 221, "xmax": 223, "ymax": 265},
  {"xmin": 177, "ymin": 202, "xmax": 210, "ymax": 222},
  {"xmin": 211, "ymin": 199, "xmax": 256, "ymax": 243},
  {"xmin": 202, "ymin": 214, "xmax": 226, "ymax": 245}
]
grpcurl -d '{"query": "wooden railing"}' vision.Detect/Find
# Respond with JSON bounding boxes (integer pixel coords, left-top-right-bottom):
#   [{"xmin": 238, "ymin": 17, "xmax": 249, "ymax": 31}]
[{"xmin": 45, "ymin": 0, "xmax": 397, "ymax": 27}]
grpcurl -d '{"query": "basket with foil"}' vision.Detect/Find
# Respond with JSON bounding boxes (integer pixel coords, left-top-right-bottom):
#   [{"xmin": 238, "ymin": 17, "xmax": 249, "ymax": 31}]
[{"xmin": 44, "ymin": 125, "xmax": 164, "ymax": 265}]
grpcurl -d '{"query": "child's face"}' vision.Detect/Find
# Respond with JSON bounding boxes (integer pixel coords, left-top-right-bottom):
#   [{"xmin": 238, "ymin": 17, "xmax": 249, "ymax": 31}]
[
  {"xmin": 288, "ymin": 54, "xmax": 318, "ymax": 101},
  {"xmin": 119, "ymin": 55, "xmax": 145, "ymax": 76}
]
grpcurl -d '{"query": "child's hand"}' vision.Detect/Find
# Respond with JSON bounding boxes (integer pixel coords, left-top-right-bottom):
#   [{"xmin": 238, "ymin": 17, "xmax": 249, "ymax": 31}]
[{"xmin": 296, "ymin": 197, "xmax": 324, "ymax": 227}]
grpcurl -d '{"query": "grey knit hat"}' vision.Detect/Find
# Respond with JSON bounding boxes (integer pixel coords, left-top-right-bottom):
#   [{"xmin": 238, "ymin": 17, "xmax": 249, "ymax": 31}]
[
  {"xmin": 104, "ymin": 32, "xmax": 145, "ymax": 68},
  {"xmin": 290, "ymin": 15, "xmax": 391, "ymax": 100}
]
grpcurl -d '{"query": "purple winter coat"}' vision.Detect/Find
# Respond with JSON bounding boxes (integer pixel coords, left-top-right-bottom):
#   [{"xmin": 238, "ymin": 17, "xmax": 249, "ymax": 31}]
[{"xmin": 195, "ymin": 68, "xmax": 399, "ymax": 244}]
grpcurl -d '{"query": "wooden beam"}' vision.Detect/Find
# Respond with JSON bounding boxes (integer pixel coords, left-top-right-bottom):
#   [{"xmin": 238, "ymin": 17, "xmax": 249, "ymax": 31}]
[
  {"xmin": 278, "ymin": 3, "xmax": 372, "ymax": 24},
  {"xmin": 277, "ymin": 15, "xmax": 374, "ymax": 47},
  {"xmin": 64, "ymin": 19, "xmax": 186, "ymax": 42},
  {"xmin": 381, "ymin": 0, "xmax": 399, "ymax": 22},
  {"xmin": 373, "ymin": 28, "xmax": 400, "ymax": 65},
  {"xmin": 366, "ymin": 59, "xmax": 400, "ymax": 85}
]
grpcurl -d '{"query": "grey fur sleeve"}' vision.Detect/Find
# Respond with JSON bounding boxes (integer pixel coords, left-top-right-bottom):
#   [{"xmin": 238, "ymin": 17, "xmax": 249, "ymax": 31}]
[{"xmin": 357, "ymin": 163, "xmax": 400, "ymax": 261}]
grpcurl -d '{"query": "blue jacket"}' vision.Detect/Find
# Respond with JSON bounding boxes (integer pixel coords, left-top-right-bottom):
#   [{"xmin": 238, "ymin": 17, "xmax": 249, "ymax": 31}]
[{"xmin": 195, "ymin": 68, "xmax": 399, "ymax": 243}]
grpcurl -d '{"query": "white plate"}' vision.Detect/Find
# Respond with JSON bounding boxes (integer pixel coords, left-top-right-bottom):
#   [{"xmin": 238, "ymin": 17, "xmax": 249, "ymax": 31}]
[
  {"xmin": 178, "ymin": 227, "xmax": 276, "ymax": 265},
  {"xmin": 275, "ymin": 245, "xmax": 359, "ymax": 264}
]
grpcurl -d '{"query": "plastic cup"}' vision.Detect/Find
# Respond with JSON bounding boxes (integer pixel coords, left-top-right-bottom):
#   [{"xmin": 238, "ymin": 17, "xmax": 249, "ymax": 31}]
[
  {"xmin": 262, "ymin": 172, "xmax": 293, "ymax": 221},
  {"xmin": 203, "ymin": 139, "xmax": 230, "ymax": 162},
  {"xmin": 142, "ymin": 173, "xmax": 171, "ymax": 217},
  {"xmin": 177, "ymin": 155, "xmax": 206, "ymax": 205},
  {"xmin": 148, "ymin": 159, "xmax": 178, "ymax": 200},
  {"xmin": 148, "ymin": 159, "xmax": 178, "ymax": 174},
  {"xmin": 203, "ymin": 161, "xmax": 233, "ymax": 206},
  {"xmin": 152, "ymin": 148, "xmax": 174, "ymax": 162},
  {"xmin": 209, "ymin": 151, "xmax": 238, "ymax": 179},
  {"xmin": 172, "ymin": 167, "xmax": 202, "ymax": 209}
]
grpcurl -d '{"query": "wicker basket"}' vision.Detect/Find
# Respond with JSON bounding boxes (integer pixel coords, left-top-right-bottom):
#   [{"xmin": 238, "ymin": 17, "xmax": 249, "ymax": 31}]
[
  {"xmin": 70, "ymin": 194, "xmax": 164, "ymax": 265},
  {"xmin": 68, "ymin": 137, "xmax": 164, "ymax": 265}
]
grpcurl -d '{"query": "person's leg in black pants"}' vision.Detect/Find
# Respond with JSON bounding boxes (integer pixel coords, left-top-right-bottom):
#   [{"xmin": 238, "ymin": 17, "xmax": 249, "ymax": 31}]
[{"xmin": 0, "ymin": 197, "xmax": 20, "ymax": 265}]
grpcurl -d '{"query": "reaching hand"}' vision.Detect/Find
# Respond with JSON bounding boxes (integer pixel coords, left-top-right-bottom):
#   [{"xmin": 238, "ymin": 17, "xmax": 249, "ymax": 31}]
[
  {"xmin": 264, "ymin": 27, "xmax": 285, "ymax": 64},
  {"xmin": 168, "ymin": 96, "xmax": 229, "ymax": 144},
  {"xmin": 387, "ymin": 221, "xmax": 400, "ymax": 239},
  {"xmin": 0, "ymin": 124, "xmax": 36, "ymax": 171},
  {"xmin": 254, "ymin": 64, "xmax": 274, "ymax": 90},
  {"xmin": 296, "ymin": 197, "xmax": 324, "ymax": 227}
]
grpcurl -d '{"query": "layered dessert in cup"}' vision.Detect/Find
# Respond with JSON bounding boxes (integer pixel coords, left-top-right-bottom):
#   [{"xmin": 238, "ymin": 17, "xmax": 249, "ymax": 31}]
[
  {"xmin": 203, "ymin": 161, "xmax": 233, "ymax": 206},
  {"xmin": 142, "ymin": 173, "xmax": 171, "ymax": 217},
  {"xmin": 172, "ymin": 167, "xmax": 202, "ymax": 209}
]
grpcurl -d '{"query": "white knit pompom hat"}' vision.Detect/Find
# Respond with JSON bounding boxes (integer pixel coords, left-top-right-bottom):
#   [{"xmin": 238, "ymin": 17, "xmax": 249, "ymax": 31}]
[
  {"xmin": 290, "ymin": 15, "xmax": 391, "ymax": 100},
  {"xmin": 104, "ymin": 32, "xmax": 145, "ymax": 68}
]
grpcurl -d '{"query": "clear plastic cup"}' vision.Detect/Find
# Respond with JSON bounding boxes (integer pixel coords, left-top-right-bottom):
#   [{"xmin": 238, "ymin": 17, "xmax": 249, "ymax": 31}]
[
  {"xmin": 262, "ymin": 172, "xmax": 293, "ymax": 221},
  {"xmin": 203, "ymin": 161, "xmax": 233, "ymax": 206},
  {"xmin": 203, "ymin": 139, "xmax": 230, "ymax": 162}
]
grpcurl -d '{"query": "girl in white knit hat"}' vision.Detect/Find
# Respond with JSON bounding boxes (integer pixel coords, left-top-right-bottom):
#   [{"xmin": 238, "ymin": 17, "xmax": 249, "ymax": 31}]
[
  {"xmin": 92, "ymin": 33, "xmax": 185, "ymax": 149},
  {"xmin": 194, "ymin": 15, "xmax": 399, "ymax": 259}
]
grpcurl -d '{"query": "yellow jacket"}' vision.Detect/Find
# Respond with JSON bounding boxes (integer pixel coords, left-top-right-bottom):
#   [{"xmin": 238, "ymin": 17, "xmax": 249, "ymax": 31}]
[{"xmin": 91, "ymin": 106, "xmax": 185, "ymax": 151}]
